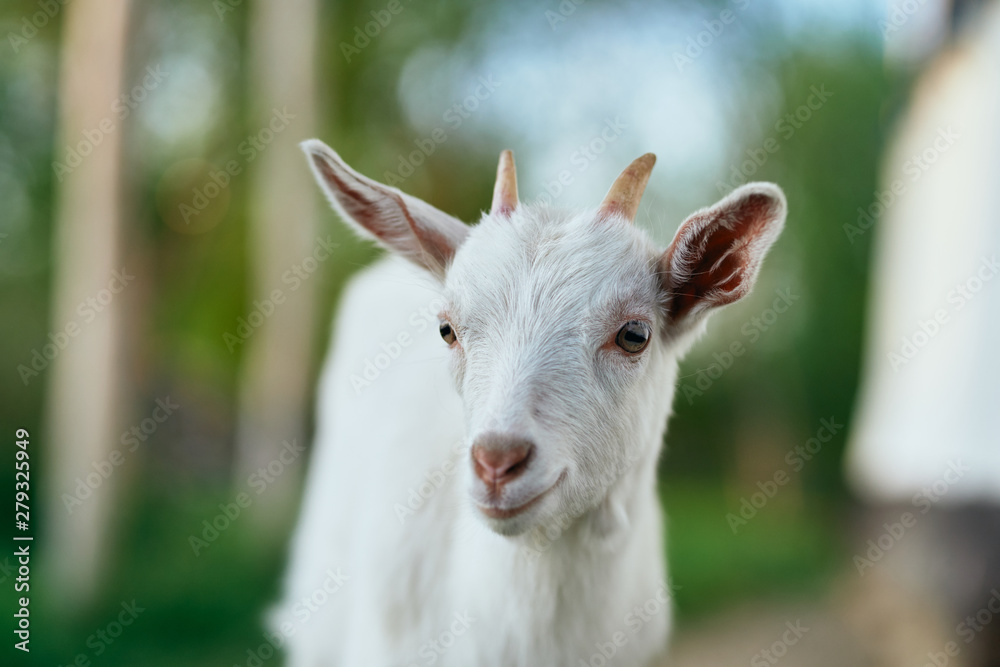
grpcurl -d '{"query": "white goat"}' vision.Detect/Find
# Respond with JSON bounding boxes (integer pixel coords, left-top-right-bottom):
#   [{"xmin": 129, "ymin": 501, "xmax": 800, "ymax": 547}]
[{"xmin": 274, "ymin": 140, "xmax": 786, "ymax": 666}]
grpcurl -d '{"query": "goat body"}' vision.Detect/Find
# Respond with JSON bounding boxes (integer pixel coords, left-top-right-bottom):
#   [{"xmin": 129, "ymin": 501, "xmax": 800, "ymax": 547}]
[{"xmin": 275, "ymin": 143, "xmax": 786, "ymax": 666}]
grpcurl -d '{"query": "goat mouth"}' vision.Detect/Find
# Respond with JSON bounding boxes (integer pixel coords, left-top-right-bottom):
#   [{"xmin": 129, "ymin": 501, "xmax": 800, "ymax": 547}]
[{"xmin": 477, "ymin": 470, "xmax": 567, "ymax": 520}]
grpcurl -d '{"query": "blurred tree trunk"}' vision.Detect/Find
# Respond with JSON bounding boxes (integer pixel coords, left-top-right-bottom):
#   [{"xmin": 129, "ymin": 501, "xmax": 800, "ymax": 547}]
[
  {"xmin": 233, "ymin": 0, "xmax": 320, "ymax": 529},
  {"xmin": 42, "ymin": 0, "xmax": 131, "ymax": 609}
]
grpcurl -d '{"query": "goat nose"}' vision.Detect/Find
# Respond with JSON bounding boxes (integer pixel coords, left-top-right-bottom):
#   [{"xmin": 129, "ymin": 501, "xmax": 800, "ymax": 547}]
[{"xmin": 471, "ymin": 434, "xmax": 533, "ymax": 489}]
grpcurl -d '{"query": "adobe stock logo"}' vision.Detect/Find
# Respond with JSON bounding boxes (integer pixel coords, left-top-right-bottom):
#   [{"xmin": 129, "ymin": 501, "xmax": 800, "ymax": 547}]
[
  {"xmin": 179, "ymin": 107, "xmax": 296, "ymax": 226},
  {"xmin": 393, "ymin": 443, "xmax": 464, "ymax": 524},
  {"xmin": 404, "ymin": 612, "xmax": 476, "ymax": 667},
  {"xmin": 222, "ymin": 236, "xmax": 337, "ymax": 353},
  {"xmin": 751, "ymin": 620, "xmax": 810, "ymax": 667},
  {"xmin": 887, "ymin": 255, "xmax": 998, "ymax": 371},
  {"xmin": 853, "ymin": 460, "xmax": 968, "ymax": 576},
  {"xmin": 534, "ymin": 117, "xmax": 628, "ymax": 207},
  {"xmin": 921, "ymin": 588, "xmax": 1000, "ymax": 667},
  {"xmin": 843, "ymin": 126, "xmax": 958, "ymax": 244},
  {"xmin": 7, "ymin": 0, "xmax": 70, "ymax": 54},
  {"xmin": 577, "ymin": 579, "xmax": 678, "ymax": 667},
  {"xmin": 725, "ymin": 417, "xmax": 842, "ymax": 534},
  {"xmin": 679, "ymin": 287, "xmax": 798, "ymax": 404},
  {"xmin": 715, "ymin": 85, "xmax": 833, "ymax": 196},
  {"xmin": 349, "ymin": 297, "xmax": 446, "ymax": 394},
  {"xmin": 339, "ymin": 0, "xmax": 413, "ymax": 62},
  {"xmin": 17, "ymin": 268, "xmax": 135, "ymax": 386},
  {"xmin": 380, "ymin": 76, "xmax": 502, "ymax": 187},
  {"xmin": 62, "ymin": 397, "xmax": 180, "ymax": 515},
  {"xmin": 52, "ymin": 66, "xmax": 169, "ymax": 182},
  {"xmin": 673, "ymin": 0, "xmax": 753, "ymax": 73}
]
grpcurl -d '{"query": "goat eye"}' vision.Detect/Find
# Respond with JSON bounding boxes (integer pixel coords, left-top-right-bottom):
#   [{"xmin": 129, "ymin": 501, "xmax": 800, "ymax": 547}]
[
  {"xmin": 615, "ymin": 321, "xmax": 650, "ymax": 354},
  {"xmin": 439, "ymin": 321, "xmax": 457, "ymax": 345}
]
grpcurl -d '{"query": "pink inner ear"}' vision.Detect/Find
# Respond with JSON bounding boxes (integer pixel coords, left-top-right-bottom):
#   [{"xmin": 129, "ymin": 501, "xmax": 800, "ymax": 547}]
[
  {"xmin": 664, "ymin": 193, "xmax": 776, "ymax": 322},
  {"xmin": 312, "ymin": 152, "xmax": 460, "ymax": 271},
  {"xmin": 313, "ymin": 155, "xmax": 386, "ymax": 239}
]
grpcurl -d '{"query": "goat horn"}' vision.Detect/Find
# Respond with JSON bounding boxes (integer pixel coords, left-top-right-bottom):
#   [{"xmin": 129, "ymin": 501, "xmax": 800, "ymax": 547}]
[
  {"xmin": 598, "ymin": 153, "xmax": 656, "ymax": 222},
  {"xmin": 490, "ymin": 149, "xmax": 518, "ymax": 217}
]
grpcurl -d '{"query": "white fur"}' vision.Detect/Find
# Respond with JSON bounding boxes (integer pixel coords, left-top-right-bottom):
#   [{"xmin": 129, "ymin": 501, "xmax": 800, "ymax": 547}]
[{"xmin": 275, "ymin": 144, "xmax": 786, "ymax": 666}]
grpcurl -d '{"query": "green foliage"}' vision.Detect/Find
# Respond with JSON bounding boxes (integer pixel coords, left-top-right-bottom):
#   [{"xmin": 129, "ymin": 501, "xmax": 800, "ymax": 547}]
[{"xmin": 664, "ymin": 481, "xmax": 843, "ymax": 621}]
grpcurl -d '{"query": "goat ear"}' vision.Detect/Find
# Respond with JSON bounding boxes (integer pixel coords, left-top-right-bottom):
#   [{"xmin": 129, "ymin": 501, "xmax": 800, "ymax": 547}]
[
  {"xmin": 660, "ymin": 182, "xmax": 786, "ymax": 327},
  {"xmin": 302, "ymin": 139, "xmax": 469, "ymax": 278}
]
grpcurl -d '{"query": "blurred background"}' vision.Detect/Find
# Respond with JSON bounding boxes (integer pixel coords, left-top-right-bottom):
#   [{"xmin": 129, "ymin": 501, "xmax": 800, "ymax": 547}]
[{"xmin": 1, "ymin": 0, "xmax": 998, "ymax": 664}]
